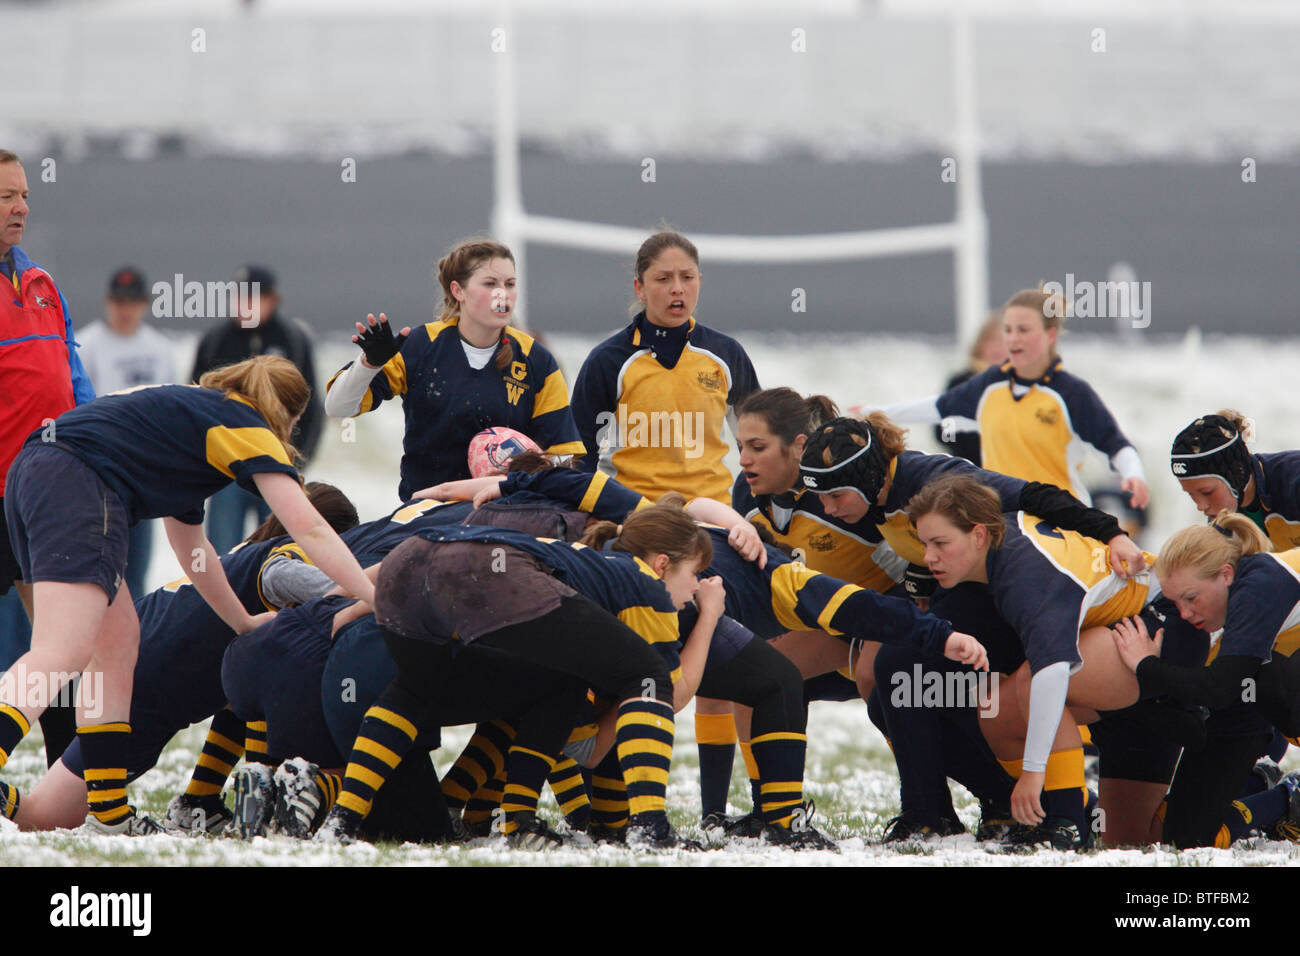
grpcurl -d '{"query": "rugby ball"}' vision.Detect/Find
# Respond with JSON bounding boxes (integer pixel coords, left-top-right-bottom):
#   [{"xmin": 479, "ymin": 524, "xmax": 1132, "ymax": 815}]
[{"xmin": 467, "ymin": 426, "xmax": 542, "ymax": 477}]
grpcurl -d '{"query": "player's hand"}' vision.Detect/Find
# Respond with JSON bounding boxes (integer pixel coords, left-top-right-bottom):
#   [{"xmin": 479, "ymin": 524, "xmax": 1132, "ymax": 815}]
[
  {"xmin": 1112, "ymin": 615, "xmax": 1162, "ymax": 672},
  {"xmin": 943, "ymin": 632, "xmax": 989, "ymax": 671},
  {"xmin": 1107, "ymin": 534, "xmax": 1147, "ymax": 577},
  {"xmin": 1011, "ymin": 771, "xmax": 1046, "ymax": 826},
  {"xmin": 695, "ymin": 575, "xmax": 726, "ymax": 620},
  {"xmin": 353, "ymin": 313, "xmax": 410, "ymax": 369},
  {"xmin": 1122, "ymin": 477, "xmax": 1150, "ymax": 510},
  {"xmin": 416, "ymin": 476, "xmax": 505, "ymax": 504},
  {"xmin": 727, "ymin": 520, "xmax": 766, "ymax": 569}
]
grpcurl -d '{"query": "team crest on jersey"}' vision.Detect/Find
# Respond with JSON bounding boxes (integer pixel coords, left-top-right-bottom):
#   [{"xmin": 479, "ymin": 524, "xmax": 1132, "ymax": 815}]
[
  {"xmin": 696, "ymin": 371, "xmax": 723, "ymax": 391},
  {"xmin": 34, "ymin": 295, "xmax": 53, "ymax": 308},
  {"xmin": 502, "ymin": 362, "xmax": 531, "ymax": 405},
  {"xmin": 1035, "ymin": 408, "xmax": 1059, "ymax": 426},
  {"xmin": 807, "ymin": 532, "xmax": 834, "ymax": 552}
]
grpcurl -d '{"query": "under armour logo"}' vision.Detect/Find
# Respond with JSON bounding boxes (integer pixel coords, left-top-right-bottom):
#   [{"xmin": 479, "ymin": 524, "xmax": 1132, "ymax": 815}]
[{"xmin": 654, "ymin": 328, "xmax": 667, "ymax": 336}]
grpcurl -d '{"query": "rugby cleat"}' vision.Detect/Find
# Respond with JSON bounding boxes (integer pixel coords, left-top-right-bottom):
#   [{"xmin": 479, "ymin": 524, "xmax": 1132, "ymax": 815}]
[
  {"xmin": 626, "ymin": 812, "xmax": 702, "ymax": 851},
  {"xmin": 166, "ymin": 792, "xmax": 234, "ymax": 835},
  {"xmin": 232, "ymin": 762, "xmax": 275, "ymax": 840},
  {"xmin": 881, "ymin": 812, "xmax": 965, "ymax": 844},
  {"xmin": 1271, "ymin": 771, "xmax": 1300, "ymax": 841},
  {"xmin": 82, "ymin": 809, "xmax": 169, "ymax": 837},
  {"xmin": 975, "ymin": 799, "xmax": 1016, "ymax": 842},
  {"xmin": 501, "ymin": 811, "xmax": 567, "ymax": 850},
  {"xmin": 273, "ymin": 758, "xmax": 328, "ymax": 839},
  {"xmin": 759, "ymin": 801, "xmax": 839, "ymax": 852},
  {"xmin": 989, "ymin": 817, "xmax": 1091, "ymax": 854},
  {"xmin": 701, "ymin": 810, "xmax": 764, "ymax": 839},
  {"xmin": 314, "ymin": 805, "xmax": 362, "ymax": 845}
]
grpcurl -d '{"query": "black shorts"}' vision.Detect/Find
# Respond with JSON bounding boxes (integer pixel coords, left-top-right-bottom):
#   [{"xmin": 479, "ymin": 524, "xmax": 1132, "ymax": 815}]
[
  {"xmin": 0, "ymin": 498, "xmax": 20, "ymax": 594},
  {"xmin": 4, "ymin": 445, "xmax": 130, "ymax": 602}
]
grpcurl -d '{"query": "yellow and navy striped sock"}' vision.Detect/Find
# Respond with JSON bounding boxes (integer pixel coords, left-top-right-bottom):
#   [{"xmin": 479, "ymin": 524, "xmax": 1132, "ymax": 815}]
[
  {"xmin": 463, "ymin": 771, "xmax": 506, "ymax": 830},
  {"xmin": 739, "ymin": 740, "xmax": 761, "ymax": 814},
  {"xmin": 548, "ymin": 756, "xmax": 590, "ymax": 830},
  {"xmin": 615, "ymin": 698, "xmax": 674, "ymax": 819},
  {"xmin": 185, "ymin": 708, "xmax": 245, "ymax": 798},
  {"xmin": 441, "ymin": 720, "xmax": 513, "ymax": 809},
  {"xmin": 79, "ymin": 722, "xmax": 132, "ymax": 826},
  {"xmin": 696, "ymin": 712, "xmax": 737, "ymax": 818},
  {"xmin": 0, "ymin": 704, "xmax": 31, "ymax": 769},
  {"xmin": 1217, "ymin": 800, "xmax": 1255, "ymax": 848},
  {"xmin": 590, "ymin": 749, "xmax": 629, "ymax": 834},
  {"xmin": 500, "ymin": 746, "xmax": 556, "ymax": 835},
  {"xmin": 336, "ymin": 704, "xmax": 419, "ymax": 820},
  {"xmin": 315, "ymin": 770, "xmax": 341, "ymax": 814},
  {"xmin": 243, "ymin": 720, "xmax": 269, "ymax": 766},
  {"xmin": 0, "ymin": 780, "xmax": 19, "ymax": 820},
  {"xmin": 751, "ymin": 732, "xmax": 807, "ymax": 828}
]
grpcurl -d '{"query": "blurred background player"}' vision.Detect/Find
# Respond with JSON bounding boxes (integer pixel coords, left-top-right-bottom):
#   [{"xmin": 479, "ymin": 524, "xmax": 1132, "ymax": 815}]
[
  {"xmin": 191, "ymin": 265, "xmax": 323, "ymax": 553},
  {"xmin": 860, "ymin": 288, "xmax": 1149, "ymax": 510},
  {"xmin": 76, "ymin": 266, "xmax": 176, "ymax": 598},
  {"xmin": 0, "ymin": 149, "xmax": 95, "ymax": 767}
]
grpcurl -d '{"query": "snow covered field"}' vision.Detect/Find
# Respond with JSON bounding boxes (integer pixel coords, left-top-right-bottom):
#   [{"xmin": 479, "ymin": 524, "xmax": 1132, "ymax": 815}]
[{"xmin": 4, "ymin": 330, "xmax": 1300, "ymax": 867}]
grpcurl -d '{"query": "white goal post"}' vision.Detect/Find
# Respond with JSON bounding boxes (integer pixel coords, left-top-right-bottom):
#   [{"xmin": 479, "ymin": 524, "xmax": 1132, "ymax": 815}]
[{"xmin": 491, "ymin": 4, "xmax": 989, "ymax": 344}]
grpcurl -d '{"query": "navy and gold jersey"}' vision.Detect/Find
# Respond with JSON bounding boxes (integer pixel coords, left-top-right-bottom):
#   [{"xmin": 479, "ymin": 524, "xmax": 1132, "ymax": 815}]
[
  {"xmin": 700, "ymin": 525, "xmax": 954, "ymax": 658},
  {"xmin": 1213, "ymin": 551, "xmax": 1300, "ymax": 660},
  {"xmin": 877, "ymin": 450, "xmax": 1035, "ymax": 566},
  {"xmin": 327, "ymin": 319, "xmax": 585, "ymax": 499},
  {"xmin": 499, "ymin": 467, "xmax": 651, "ymax": 520},
  {"xmin": 340, "ymin": 497, "xmax": 475, "ymax": 560},
  {"xmin": 1245, "ymin": 453, "xmax": 1300, "ymax": 552},
  {"xmin": 732, "ymin": 472, "xmax": 906, "ymax": 592},
  {"xmin": 571, "ymin": 313, "xmax": 760, "ymax": 504},
  {"xmin": 29, "ymin": 384, "xmax": 297, "ymax": 525},
  {"xmin": 936, "ymin": 359, "xmax": 1134, "ymax": 503},
  {"xmin": 986, "ymin": 513, "xmax": 1152, "ymax": 674},
  {"xmin": 132, "ymin": 537, "xmax": 289, "ymax": 732},
  {"xmin": 412, "ymin": 523, "xmax": 682, "ymax": 682}
]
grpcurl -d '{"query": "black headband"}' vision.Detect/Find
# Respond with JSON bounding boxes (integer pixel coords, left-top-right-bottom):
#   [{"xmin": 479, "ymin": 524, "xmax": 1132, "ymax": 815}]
[
  {"xmin": 799, "ymin": 417, "xmax": 890, "ymax": 503},
  {"xmin": 1169, "ymin": 415, "xmax": 1253, "ymax": 499}
]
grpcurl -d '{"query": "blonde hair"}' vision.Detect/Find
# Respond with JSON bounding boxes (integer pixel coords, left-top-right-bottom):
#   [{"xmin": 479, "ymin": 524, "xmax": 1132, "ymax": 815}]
[
  {"xmin": 1156, "ymin": 509, "xmax": 1269, "ymax": 582},
  {"xmin": 1003, "ymin": 287, "xmax": 1067, "ymax": 360},
  {"xmin": 198, "ymin": 355, "xmax": 309, "ymax": 463},
  {"xmin": 1214, "ymin": 408, "xmax": 1258, "ymax": 447}
]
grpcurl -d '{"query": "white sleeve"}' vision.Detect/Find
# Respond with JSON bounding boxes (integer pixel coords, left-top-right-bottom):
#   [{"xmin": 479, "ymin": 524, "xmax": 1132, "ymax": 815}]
[
  {"xmin": 1110, "ymin": 445, "xmax": 1146, "ymax": 483},
  {"xmin": 1022, "ymin": 661, "xmax": 1072, "ymax": 773},
  {"xmin": 879, "ymin": 397, "xmax": 943, "ymax": 425},
  {"xmin": 324, "ymin": 356, "xmax": 381, "ymax": 418}
]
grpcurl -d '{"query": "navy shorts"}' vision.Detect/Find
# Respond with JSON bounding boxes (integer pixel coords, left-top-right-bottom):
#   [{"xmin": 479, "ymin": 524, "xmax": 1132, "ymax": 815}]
[
  {"xmin": 222, "ymin": 596, "xmax": 350, "ymax": 768},
  {"xmin": 61, "ymin": 705, "xmax": 176, "ymax": 784},
  {"xmin": 4, "ymin": 445, "xmax": 130, "ymax": 602},
  {"xmin": 678, "ymin": 606, "xmax": 755, "ymax": 671}
]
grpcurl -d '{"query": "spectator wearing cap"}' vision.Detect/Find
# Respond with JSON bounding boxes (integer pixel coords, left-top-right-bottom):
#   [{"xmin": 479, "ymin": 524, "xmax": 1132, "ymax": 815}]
[
  {"xmin": 76, "ymin": 266, "xmax": 177, "ymax": 597},
  {"xmin": 190, "ymin": 264, "xmax": 323, "ymax": 553}
]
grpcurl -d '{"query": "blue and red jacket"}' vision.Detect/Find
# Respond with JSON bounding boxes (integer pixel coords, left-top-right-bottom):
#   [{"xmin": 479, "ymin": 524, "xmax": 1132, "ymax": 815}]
[{"xmin": 0, "ymin": 246, "xmax": 95, "ymax": 495}]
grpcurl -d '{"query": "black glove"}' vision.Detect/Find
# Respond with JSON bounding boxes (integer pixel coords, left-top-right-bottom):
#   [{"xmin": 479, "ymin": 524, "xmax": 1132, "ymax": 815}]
[
  {"xmin": 903, "ymin": 563, "xmax": 938, "ymax": 600},
  {"xmin": 353, "ymin": 316, "xmax": 408, "ymax": 368}
]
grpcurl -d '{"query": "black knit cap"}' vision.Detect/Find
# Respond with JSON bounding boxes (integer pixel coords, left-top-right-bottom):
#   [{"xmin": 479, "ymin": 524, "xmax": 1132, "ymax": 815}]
[
  {"xmin": 799, "ymin": 417, "xmax": 890, "ymax": 504},
  {"xmin": 1169, "ymin": 414, "xmax": 1253, "ymax": 499}
]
